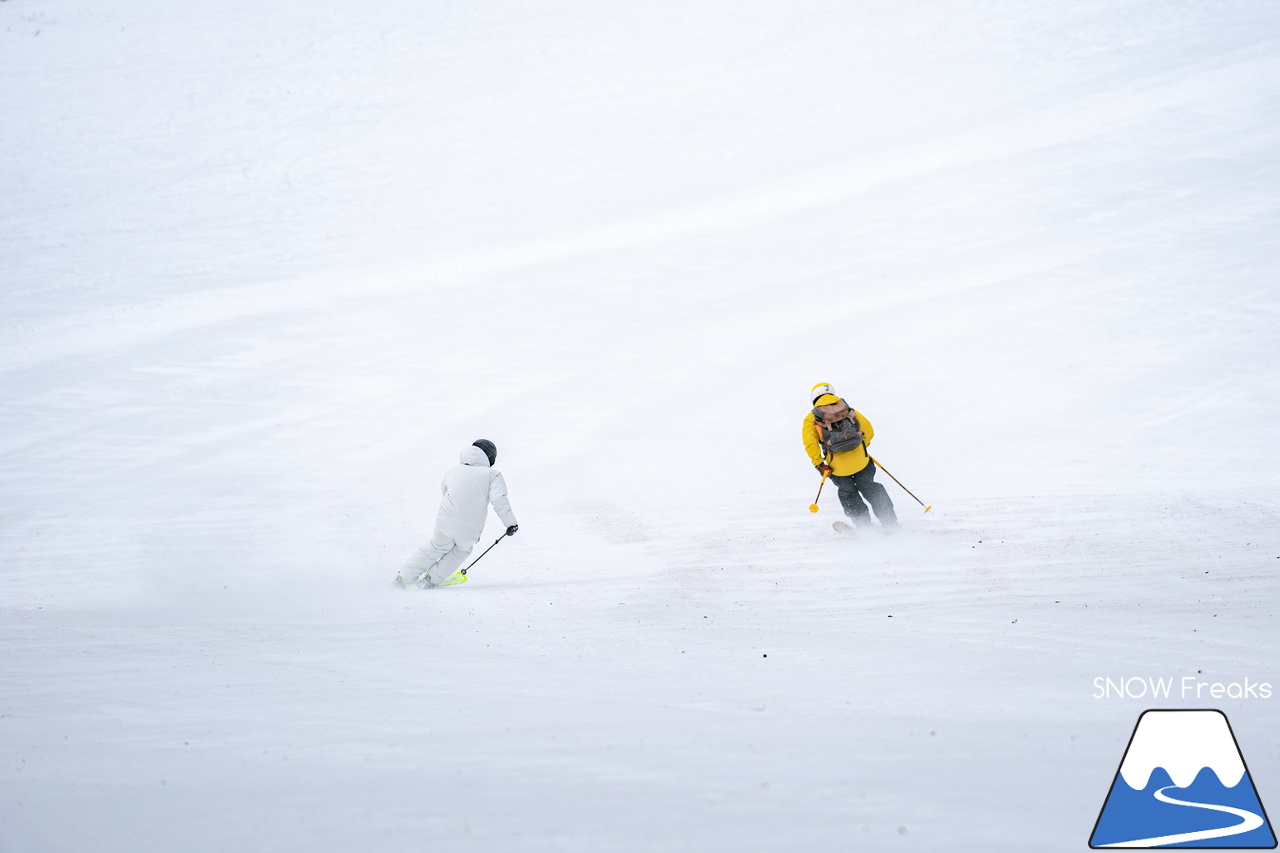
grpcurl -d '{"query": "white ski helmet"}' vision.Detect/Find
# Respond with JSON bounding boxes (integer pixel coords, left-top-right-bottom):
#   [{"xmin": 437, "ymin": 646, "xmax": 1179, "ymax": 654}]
[{"xmin": 810, "ymin": 382, "xmax": 836, "ymax": 404}]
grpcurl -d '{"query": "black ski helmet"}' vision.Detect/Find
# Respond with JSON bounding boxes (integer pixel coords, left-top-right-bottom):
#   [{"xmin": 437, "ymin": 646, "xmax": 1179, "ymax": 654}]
[{"xmin": 472, "ymin": 439, "xmax": 497, "ymax": 466}]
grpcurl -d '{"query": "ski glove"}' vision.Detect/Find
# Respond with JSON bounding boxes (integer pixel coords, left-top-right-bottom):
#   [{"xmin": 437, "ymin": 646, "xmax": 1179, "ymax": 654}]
[
  {"xmin": 506, "ymin": 524, "xmax": 519, "ymax": 537},
  {"xmin": 816, "ymin": 464, "xmax": 833, "ymax": 477}
]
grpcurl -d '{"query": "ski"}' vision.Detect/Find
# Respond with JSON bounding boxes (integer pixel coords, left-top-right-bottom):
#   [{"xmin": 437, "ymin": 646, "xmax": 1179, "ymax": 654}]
[{"xmin": 393, "ymin": 572, "xmax": 465, "ymax": 589}]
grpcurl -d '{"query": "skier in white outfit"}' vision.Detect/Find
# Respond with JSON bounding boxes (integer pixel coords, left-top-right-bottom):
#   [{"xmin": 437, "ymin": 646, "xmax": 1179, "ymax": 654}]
[{"xmin": 396, "ymin": 439, "xmax": 519, "ymax": 588}]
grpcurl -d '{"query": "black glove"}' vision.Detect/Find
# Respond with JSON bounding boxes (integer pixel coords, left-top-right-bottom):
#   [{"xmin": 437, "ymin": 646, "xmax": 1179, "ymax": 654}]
[{"xmin": 506, "ymin": 524, "xmax": 519, "ymax": 536}]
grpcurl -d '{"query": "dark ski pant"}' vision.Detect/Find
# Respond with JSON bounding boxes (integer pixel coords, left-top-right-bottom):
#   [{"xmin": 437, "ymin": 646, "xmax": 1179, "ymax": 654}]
[{"xmin": 831, "ymin": 463, "xmax": 898, "ymax": 528}]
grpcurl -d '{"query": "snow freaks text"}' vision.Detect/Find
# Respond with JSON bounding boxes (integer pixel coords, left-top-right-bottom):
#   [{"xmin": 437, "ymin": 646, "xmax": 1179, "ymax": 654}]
[{"xmin": 1093, "ymin": 677, "xmax": 1274, "ymax": 701}]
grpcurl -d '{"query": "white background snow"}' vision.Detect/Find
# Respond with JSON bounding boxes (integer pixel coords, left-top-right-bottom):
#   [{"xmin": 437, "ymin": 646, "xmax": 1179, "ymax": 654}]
[{"xmin": 3, "ymin": 1, "xmax": 1279, "ymax": 850}]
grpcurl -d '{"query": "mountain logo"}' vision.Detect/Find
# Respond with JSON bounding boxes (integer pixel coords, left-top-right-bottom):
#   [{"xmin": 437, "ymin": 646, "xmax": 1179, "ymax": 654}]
[{"xmin": 1090, "ymin": 709, "xmax": 1276, "ymax": 848}]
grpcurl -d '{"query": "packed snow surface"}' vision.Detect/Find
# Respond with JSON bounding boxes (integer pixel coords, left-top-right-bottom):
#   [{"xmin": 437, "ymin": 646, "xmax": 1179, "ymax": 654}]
[{"xmin": 3, "ymin": 1, "xmax": 1279, "ymax": 851}]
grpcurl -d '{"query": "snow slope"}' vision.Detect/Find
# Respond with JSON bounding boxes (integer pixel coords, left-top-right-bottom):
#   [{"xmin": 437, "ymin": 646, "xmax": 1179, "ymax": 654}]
[{"xmin": 3, "ymin": 1, "xmax": 1279, "ymax": 851}]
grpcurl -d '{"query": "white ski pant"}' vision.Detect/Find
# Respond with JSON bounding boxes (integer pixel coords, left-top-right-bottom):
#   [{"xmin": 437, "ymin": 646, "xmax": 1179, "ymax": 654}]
[{"xmin": 401, "ymin": 530, "xmax": 474, "ymax": 584}]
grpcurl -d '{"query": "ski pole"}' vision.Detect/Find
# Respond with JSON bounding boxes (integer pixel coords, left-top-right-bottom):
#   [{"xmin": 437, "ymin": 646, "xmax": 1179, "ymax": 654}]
[
  {"xmin": 868, "ymin": 456, "xmax": 932, "ymax": 513},
  {"xmin": 809, "ymin": 470, "xmax": 829, "ymax": 513},
  {"xmin": 809, "ymin": 446, "xmax": 833, "ymax": 513},
  {"xmin": 461, "ymin": 530, "xmax": 511, "ymax": 576}
]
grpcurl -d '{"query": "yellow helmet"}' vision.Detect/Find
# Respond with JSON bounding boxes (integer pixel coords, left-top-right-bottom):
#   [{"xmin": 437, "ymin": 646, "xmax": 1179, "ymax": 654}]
[{"xmin": 810, "ymin": 382, "xmax": 835, "ymax": 403}]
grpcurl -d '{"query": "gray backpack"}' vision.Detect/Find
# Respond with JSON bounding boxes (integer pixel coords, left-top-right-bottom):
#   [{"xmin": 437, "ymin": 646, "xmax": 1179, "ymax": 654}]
[{"xmin": 812, "ymin": 398, "xmax": 865, "ymax": 454}]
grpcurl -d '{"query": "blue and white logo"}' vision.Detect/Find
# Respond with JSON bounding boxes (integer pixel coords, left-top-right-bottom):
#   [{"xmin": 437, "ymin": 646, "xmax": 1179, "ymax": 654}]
[{"xmin": 1090, "ymin": 709, "xmax": 1276, "ymax": 848}]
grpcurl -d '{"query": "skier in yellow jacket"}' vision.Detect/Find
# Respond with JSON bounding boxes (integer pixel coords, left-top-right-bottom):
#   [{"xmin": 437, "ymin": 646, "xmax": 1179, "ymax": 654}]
[{"xmin": 803, "ymin": 382, "xmax": 898, "ymax": 529}]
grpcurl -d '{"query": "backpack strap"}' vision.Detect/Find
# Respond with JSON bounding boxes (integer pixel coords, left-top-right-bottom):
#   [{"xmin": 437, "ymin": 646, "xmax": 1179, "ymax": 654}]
[{"xmin": 813, "ymin": 420, "xmax": 832, "ymax": 467}]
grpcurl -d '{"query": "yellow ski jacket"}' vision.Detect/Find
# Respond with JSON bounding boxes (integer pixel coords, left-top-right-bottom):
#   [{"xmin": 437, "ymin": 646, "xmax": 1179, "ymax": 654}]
[{"xmin": 803, "ymin": 408, "xmax": 874, "ymax": 476}]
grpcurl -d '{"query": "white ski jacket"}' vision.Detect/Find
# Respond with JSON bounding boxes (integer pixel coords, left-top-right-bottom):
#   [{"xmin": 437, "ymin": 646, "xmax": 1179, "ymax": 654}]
[{"xmin": 433, "ymin": 445, "xmax": 518, "ymax": 546}]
